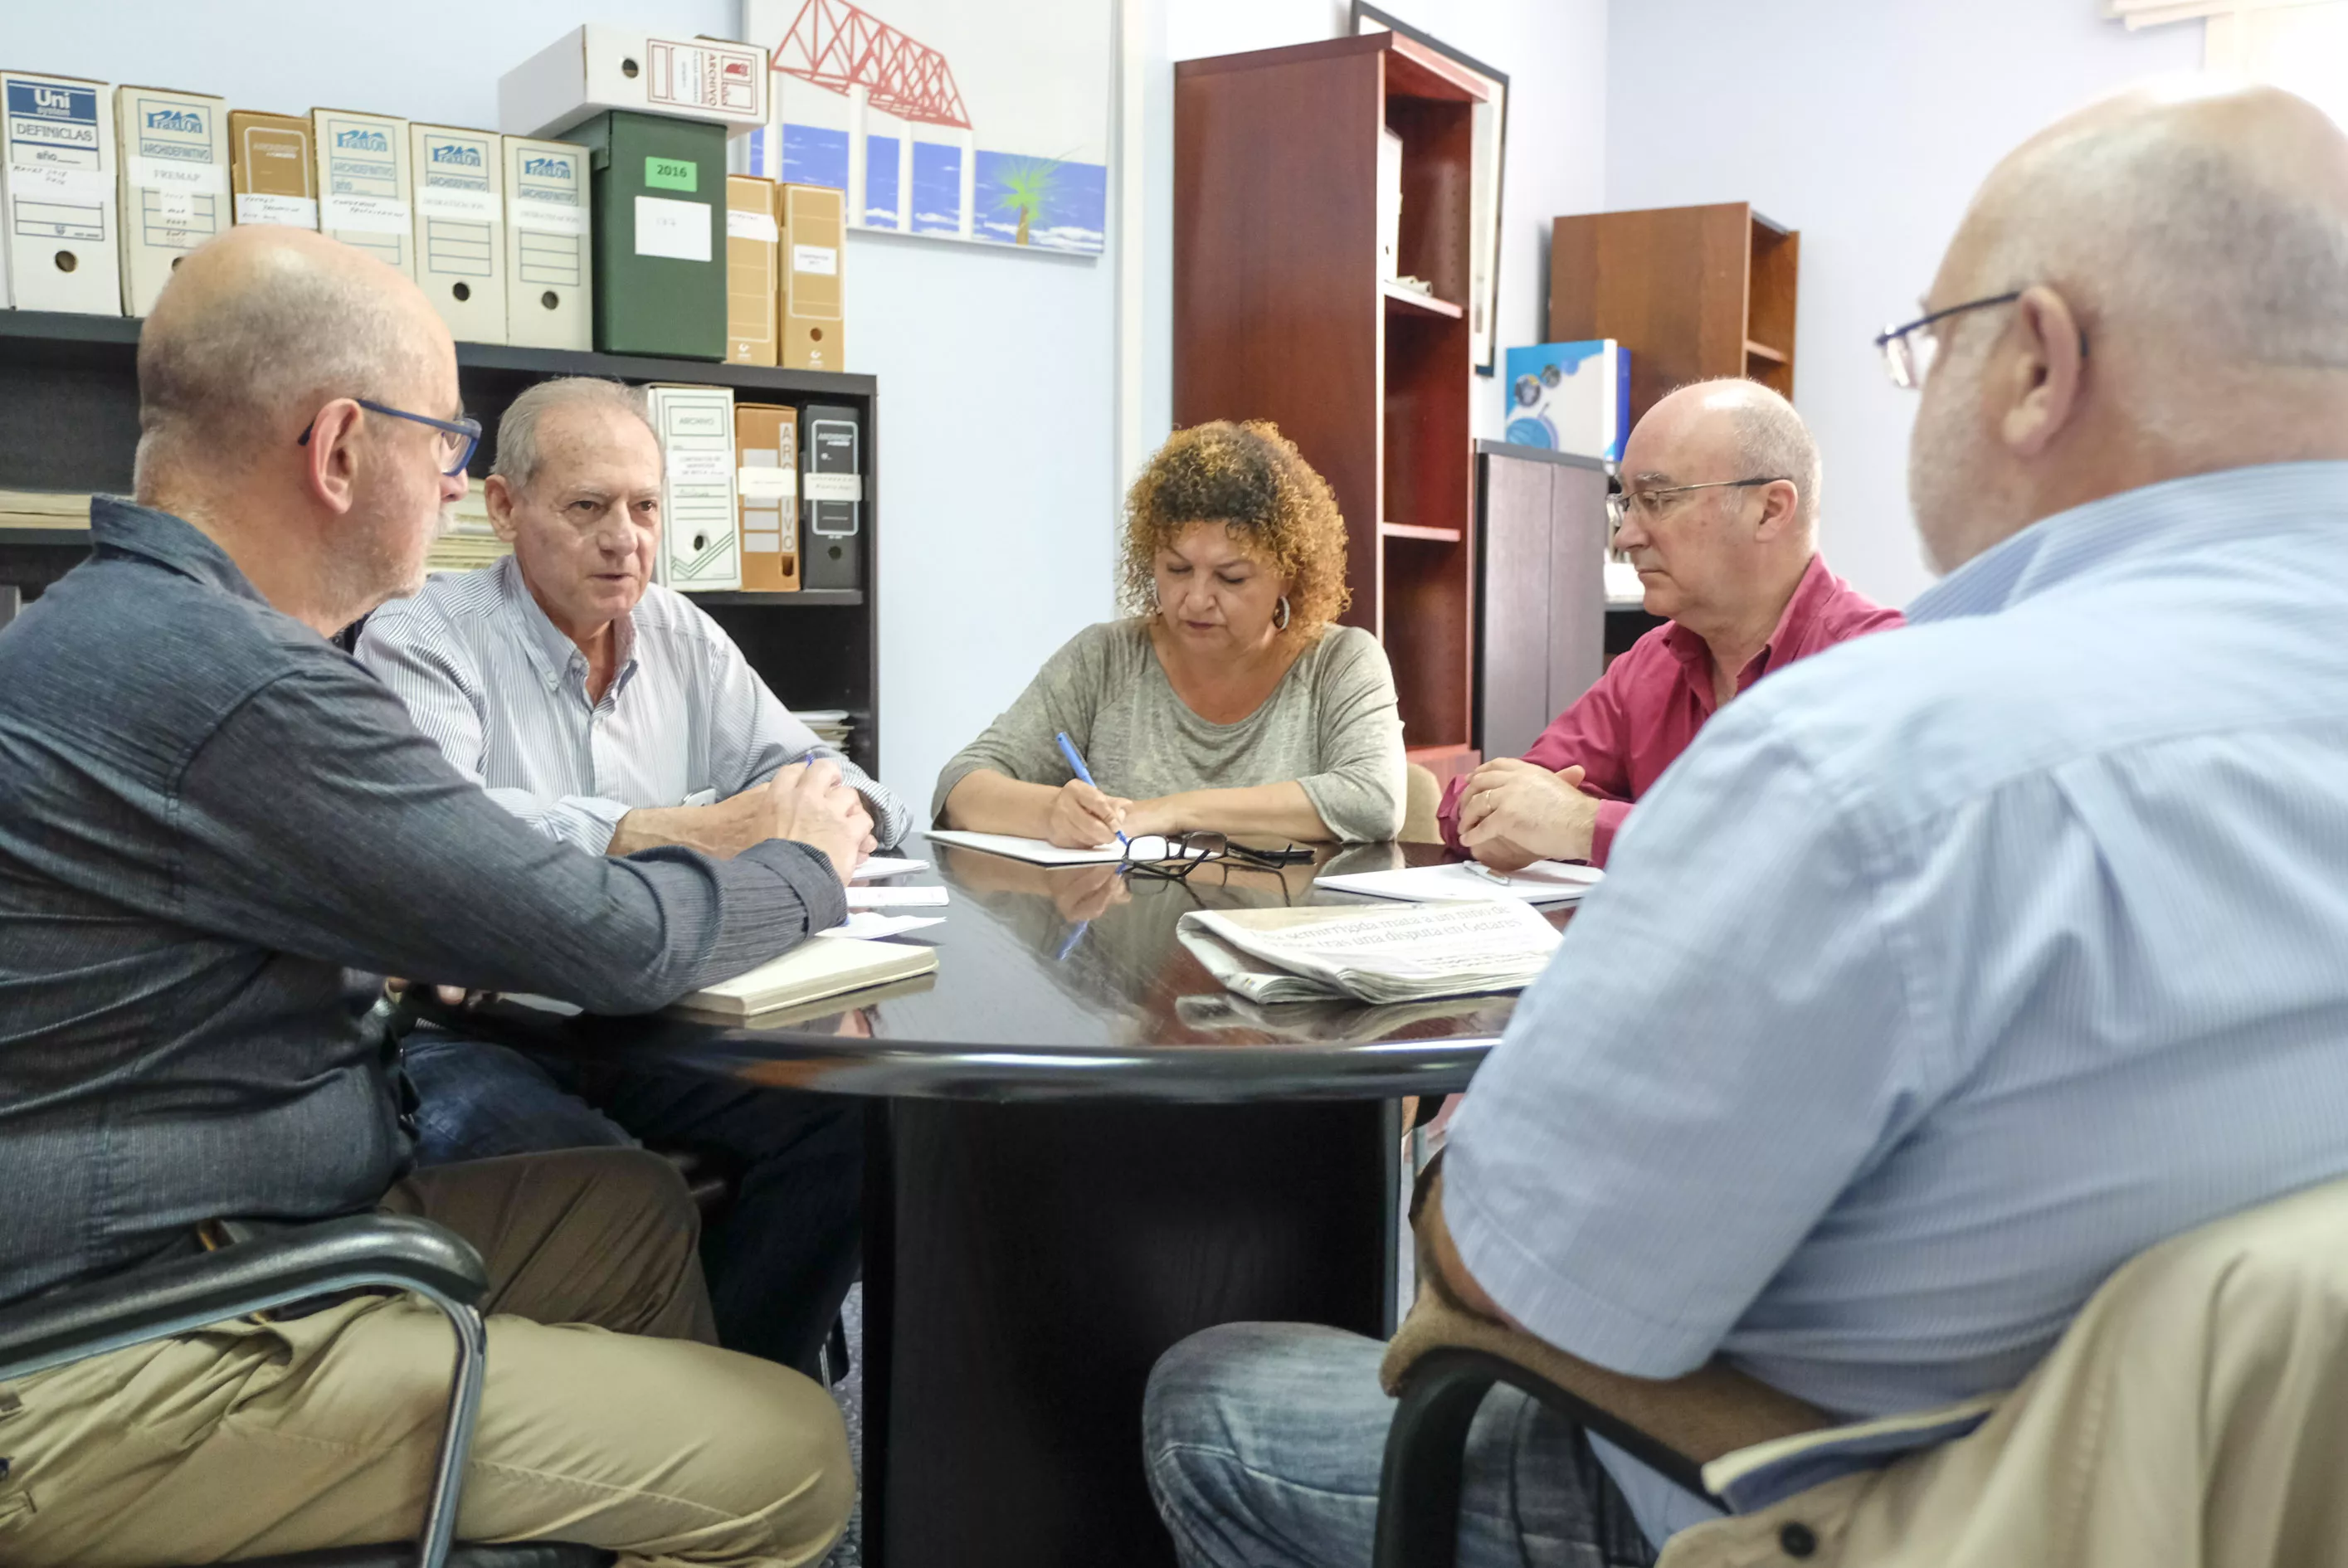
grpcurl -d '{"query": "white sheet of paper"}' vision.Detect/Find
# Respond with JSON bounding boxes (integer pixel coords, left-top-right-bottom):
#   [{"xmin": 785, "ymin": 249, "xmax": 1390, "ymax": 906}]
[
  {"xmin": 1314, "ymin": 859, "xmax": 1605, "ymax": 906},
  {"xmin": 818, "ymin": 912, "xmax": 945, "ymax": 940},
  {"xmin": 844, "ymin": 885, "xmax": 951, "ymax": 908},
  {"xmin": 853, "ymin": 856, "xmax": 929, "ymax": 881}
]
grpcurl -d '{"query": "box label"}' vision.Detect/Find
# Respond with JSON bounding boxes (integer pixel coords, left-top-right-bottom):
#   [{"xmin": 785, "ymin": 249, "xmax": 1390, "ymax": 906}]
[
  {"xmin": 645, "ymin": 40, "xmax": 762, "ymax": 116},
  {"xmin": 509, "ymin": 192, "xmax": 587, "ymax": 236},
  {"xmin": 792, "ymin": 242, "xmax": 837, "ymax": 276},
  {"xmin": 6, "ymin": 79, "xmax": 102, "ymax": 169},
  {"xmin": 670, "ymin": 448, "xmax": 733, "ymax": 485},
  {"xmin": 736, "ymin": 465, "xmax": 796, "ymax": 499},
  {"xmin": 417, "ymin": 186, "xmax": 500, "ymax": 222},
  {"xmin": 236, "ymin": 191, "xmax": 317, "ymax": 227},
  {"xmin": 645, "ymin": 156, "xmax": 697, "ymax": 192},
  {"xmin": 801, "ymin": 473, "xmax": 863, "ymax": 504},
  {"xmin": 130, "ymin": 154, "xmax": 226, "ymax": 194},
  {"xmin": 727, "ymin": 207, "xmax": 779, "ymax": 243},
  {"xmin": 633, "ymin": 194, "xmax": 710, "ymax": 261},
  {"xmin": 322, "ymin": 193, "xmax": 412, "ymax": 235}
]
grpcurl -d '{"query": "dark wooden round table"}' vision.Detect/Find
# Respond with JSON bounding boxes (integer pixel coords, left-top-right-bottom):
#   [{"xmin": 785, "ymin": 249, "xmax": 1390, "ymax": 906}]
[{"xmin": 454, "ymin": 839, "xmax": 1566, "ymax": 1568}]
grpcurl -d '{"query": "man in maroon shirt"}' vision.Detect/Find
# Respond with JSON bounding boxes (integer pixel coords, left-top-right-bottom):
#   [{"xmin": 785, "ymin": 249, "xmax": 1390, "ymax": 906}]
[{"xmin": 1444, "ymin": 379, "xmax": 1903, "ymax": 868}]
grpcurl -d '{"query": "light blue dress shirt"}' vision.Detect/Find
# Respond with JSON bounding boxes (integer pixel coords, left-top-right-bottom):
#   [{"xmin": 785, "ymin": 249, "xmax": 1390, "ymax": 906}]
[
  {"xmin": 1447, "ymin": 462, "xmax": 2348, "ymax": 1545},
  {"xmin": 356, "ymin": 556, "xmax": 909, "ymax": 854}
]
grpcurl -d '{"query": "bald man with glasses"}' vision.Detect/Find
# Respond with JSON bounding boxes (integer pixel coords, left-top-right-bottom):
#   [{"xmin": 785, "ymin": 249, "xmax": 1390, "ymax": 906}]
[{"xmin": 1440, "ymin": 379, "xmax": 1902, "ymax": 869}]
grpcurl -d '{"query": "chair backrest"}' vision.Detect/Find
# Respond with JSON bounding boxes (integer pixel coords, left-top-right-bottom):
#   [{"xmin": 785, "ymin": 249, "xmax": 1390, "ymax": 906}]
[{"xmin": 1401, "ymin": 764, "xmax": 1442, "ymax": 845}]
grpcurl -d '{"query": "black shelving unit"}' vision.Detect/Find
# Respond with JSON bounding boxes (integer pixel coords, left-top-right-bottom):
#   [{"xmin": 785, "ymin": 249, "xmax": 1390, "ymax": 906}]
[{"xmin": 0, "ymin": 311, "xmax": 883, "ymax": 776}]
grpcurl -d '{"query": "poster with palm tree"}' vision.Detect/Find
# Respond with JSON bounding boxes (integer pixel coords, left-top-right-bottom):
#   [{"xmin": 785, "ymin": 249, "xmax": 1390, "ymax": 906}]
[{"xmin": 743, "ymin": 0, "xmax": 1110, "ymax": 256}]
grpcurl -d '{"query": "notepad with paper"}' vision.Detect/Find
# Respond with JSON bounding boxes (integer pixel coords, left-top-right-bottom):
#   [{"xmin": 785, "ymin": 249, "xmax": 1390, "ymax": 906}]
[
  {"xmin": 1314, "ymin": 859, "xmax": 1605, "ymax": 905},
  {"xmin": 676, "ymin": 935, "xmax": 938, "ymax": 1019},
  {"xmin": 1177, "ymin": 901, "xmax": 1561, "ymax": 1005}
]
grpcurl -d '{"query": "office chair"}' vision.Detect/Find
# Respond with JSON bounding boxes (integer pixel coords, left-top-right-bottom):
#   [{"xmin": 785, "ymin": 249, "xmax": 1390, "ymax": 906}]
[
  {"xmin": 1374, "ymin": 1171, "xmax": 2348, "ymax": 1568},
  {"xmin": 0, "ymin": 1214, "xmax": 612, "ymax": 1568}
]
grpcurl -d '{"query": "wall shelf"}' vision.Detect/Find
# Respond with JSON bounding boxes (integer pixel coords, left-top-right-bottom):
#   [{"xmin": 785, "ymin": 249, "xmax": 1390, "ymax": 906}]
[
  {"xmin": 1381, "ymin": 282, "xmax": 1464, "ymax": 319},
  {"xmin": 0, "ymin": 318, "xmax": 884, "ymax": 773},
  {"xmin": 1742, "ymin": 338, "xmax": 1786, "ymax": 364},
  {"xmin": 1380, "ymin": 521, "xmax": 1463, "ymax": 543}
]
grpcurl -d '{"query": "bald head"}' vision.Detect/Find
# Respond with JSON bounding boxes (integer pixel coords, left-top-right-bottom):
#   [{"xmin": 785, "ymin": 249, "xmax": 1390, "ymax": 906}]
[
  {"xmin": 1645, "ymin": 380, "xmax": 1821, "ymax": 533},
  {"xmin": 135, "ymin": 225, "xmax": 450, "ymax": 489},
  {"xmin": 1913, "ymin": 82, "xmax": 2348, "ymax": 570}
]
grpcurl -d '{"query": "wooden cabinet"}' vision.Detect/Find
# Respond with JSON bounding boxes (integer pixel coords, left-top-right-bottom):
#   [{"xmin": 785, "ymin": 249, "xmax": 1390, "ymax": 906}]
[
  {"xmin": 1475, "ymin": 442, "xmax": 1609, "ymax": 759},
  {"xmin": 1549, "ymin": 202, "xmax": 1800, "ymax": 424},
  {"xmin": 1174, "ymin": 33, "xmax": 1489, "ymax": 780}
]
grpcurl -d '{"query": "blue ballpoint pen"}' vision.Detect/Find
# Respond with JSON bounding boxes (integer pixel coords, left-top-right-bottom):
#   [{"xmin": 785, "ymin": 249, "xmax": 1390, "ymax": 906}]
[{"xmin": 1055, "ymin": 730, "xmax": 1130, "ymax": 848}]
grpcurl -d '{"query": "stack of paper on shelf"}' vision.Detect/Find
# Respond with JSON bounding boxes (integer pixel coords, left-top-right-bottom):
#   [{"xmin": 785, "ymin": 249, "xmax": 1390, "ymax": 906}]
[
  {"xmin": 795, "ymin": 708, "xmax": 852, "ymax": 749},
  {"xmin": 423, "ymin": 488, "xmax": 508, "ymax": 574},
  {"xmin": 1177, "ymin": 900, "xmax": 1561, "ymax": 1006},
  {"xmin": 0, "ymin": 490, "xmax": 92, "ymax": 531}
]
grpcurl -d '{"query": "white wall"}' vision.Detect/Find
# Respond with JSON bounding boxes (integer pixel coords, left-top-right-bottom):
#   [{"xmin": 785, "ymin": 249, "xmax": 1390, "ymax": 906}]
[
  {"xmin": 5, "ymin": 0, "xmax": 1117, "ymax": 818},
  {"xmin": 1603, "ymin": 0, "xmax": 2201, "ymax": 607}
]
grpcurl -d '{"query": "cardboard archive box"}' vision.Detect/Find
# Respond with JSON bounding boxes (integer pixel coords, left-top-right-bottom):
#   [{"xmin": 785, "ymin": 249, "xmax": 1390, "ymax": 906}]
[
  {"xmin": 574, "ymin": 110, "xmax": 725, "ymax": 359},
  {"xmin": 778, "ymin": 183, "xmax": 843, "ymax": 371},
  {"xmin": 499, "ymin": 27, "xmax": 767, "ymax": 141},
  {"xmin": 725, "ymin": 174, "xmax": 778, "ymax": 366},
  {"xmin": 735, "ymin": 403, "xmax": 799, "ymax": 592},
  {"xmin": 227, "ymin": 110, "xmax": 316, "ymax": 229},
  {"xmin": 800, "ymin": 402, "xmax": 862, "ymax": 592},
  {"xmin": 114, "ymin": 85, "xmax": 227, "ymax": 316},
  {"xmin": 648, "ymin": 383, "xmax": 741, "ymax": 592},
  {"xmin": 312, "ymin": 107, "xmax": 412, "ymax": 278},
  {"xmin": 409, "ymin": 123, "xmax": 504, "ymax": 343},
  {"xmin": 501, "ymin": 134, "xmax": 591, "ymax": 351},
  {"xmin": 1, "ymin": 70, "xmax": 123, "ymax": 313}
]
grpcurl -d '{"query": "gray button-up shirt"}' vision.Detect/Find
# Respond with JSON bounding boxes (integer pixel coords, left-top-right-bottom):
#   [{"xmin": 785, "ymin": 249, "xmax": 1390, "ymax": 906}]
[
  {"xmin": 355, "ymin": 556, "xmax": 909, "ymax": 852},
  {"xmin": 0, "ymin": 499, "xmax": 846, "ymax": 1308}
]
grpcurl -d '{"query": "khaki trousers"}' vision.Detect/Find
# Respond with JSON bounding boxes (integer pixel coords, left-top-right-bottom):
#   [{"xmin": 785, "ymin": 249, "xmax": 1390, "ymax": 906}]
[{"xmin": 0, "ymin": 1148, "xmax": 853, "ymax": 1568}]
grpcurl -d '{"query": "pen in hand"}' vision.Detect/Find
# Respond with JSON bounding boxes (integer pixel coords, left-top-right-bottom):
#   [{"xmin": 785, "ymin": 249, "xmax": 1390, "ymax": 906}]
[{"xmin": 1055, "ymin": 731, "xmax": 1130, "ymax": 848}]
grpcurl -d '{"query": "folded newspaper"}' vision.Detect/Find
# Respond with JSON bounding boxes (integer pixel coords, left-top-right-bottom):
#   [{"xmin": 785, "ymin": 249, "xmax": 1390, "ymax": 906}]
[{"xmin": 1176, "ymin": 901, "xmax": 1562, "ymax": 1006}]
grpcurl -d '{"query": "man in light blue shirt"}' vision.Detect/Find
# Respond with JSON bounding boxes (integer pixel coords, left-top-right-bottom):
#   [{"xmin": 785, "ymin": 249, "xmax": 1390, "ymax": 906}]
[
  {"xmin": 1145, "ymin": 82, "xmax": 2348, "ymax": 1566},
  {"xmin": 357, "ymin": 377, "xmax": 904, "ymax": 1376}
]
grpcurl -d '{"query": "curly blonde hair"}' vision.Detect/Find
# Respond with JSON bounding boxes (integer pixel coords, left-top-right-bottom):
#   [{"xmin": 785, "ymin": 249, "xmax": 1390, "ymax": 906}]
[{"xmin": 1120, "ymin": 420, "xmax": 1352, "ymax": 637}]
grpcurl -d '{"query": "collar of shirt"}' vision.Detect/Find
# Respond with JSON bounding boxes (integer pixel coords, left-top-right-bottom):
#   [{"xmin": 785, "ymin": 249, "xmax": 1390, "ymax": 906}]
[
  {"xmin": 1910, "ymin": 460, "xmax": 2348, "ymax": 625},
  {"xmin": 1660, "ymin": 552, "xmax": 1834, "ymax": 699},
  {"xmin": 494, "ymin": 553, "xmax": 640, "ymax": 703},
  {"xmin": 90, "ymin": 496, "xmax": 271, "ymax": 609}
]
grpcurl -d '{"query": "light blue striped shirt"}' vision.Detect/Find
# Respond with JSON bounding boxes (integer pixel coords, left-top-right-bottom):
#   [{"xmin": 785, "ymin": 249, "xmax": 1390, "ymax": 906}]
[
  {"xmin": 356, "ymin": 557, "xmax": 909, "ymax": 854},
  {"xmin": 1448, "ymin": 462, "xmax": 2348, "ymax": 1543}
]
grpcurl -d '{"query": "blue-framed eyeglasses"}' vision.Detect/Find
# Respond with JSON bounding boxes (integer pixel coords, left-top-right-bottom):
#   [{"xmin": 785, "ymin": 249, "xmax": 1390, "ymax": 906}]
[{"xmin": 299, "ymin": 397, "xmax": 482, "ymax": 477}]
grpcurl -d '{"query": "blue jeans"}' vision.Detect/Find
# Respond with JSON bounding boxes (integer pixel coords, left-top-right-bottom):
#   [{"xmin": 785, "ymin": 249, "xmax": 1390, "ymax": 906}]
[
  {"xmin": 402, "ymin": 1026, "xmax": 861, "ymax": 1378},
  {"xmin": 1145, "ymin": 1322, "xmax": 1656, "ymax": 1568}
]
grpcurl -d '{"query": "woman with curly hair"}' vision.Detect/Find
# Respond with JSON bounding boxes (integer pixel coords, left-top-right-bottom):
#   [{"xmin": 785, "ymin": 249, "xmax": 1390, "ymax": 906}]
[{"xmin": 933, "ymin": 420, "xmax": 1405, "ymax": 845}]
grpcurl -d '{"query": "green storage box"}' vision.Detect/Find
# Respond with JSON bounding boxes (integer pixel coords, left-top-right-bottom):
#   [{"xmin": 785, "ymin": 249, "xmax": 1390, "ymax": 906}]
[{"xmin": 574, "ymin": 110, "xmax": 727, "ymax": 360}]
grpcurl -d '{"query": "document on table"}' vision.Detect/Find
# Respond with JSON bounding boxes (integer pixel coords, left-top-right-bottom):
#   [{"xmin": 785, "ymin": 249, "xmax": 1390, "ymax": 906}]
[
  {"xmin": 845, "ymin": 885, "xmax": 950, "ymax": 908},
  {"xmin": 1315, "ymin": 859, "xmax": 1604, "ymax": 906},
  {"xmin": 819, "ymin": 911, "xmax": 945, "ymax": 940},
  {"xmin": 923, "ymin": 828, "xmax": 1207, "ymax": 866},
  {"xmin": 853, "ymin": 856, "xmax": 929, "ymax": 880},
  {"xmin": 1176, "ymin": 900, "xmax": 1562, "ymax": 1006}
]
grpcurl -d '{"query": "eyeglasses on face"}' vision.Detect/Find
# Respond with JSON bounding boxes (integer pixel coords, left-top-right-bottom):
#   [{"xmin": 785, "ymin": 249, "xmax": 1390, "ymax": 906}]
[
  {"xmin": 1874, "ymin": 291, "xmax": 2024, "ymax": 389},
  {"xmin": 1606, "ymin": 476, "xmax": 1790, "ymax": 535},
  {"xmin": 298, "ymin": 397, "xmax": 483, "ymax": 477}
]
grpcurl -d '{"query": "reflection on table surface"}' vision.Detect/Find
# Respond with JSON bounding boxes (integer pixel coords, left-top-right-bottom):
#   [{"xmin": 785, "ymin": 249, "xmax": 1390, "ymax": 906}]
[{"xmin": 469, "ymin": 840, "xmax": 1565, "ymax": 1101}]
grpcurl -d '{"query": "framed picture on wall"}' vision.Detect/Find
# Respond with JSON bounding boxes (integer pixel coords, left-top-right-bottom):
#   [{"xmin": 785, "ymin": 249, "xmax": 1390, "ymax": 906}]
[
  {"xmin": 741, "ymin": 0, "xmax": 1111, "ymax": 255},
  {"xmin": 1352, "ymin": 2, "xmax": 1509, "ymax": 374}
]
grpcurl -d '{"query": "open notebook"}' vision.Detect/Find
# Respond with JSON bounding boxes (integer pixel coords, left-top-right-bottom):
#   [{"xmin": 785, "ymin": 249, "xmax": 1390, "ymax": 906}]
[{"xmin": 675, "ymin": 935, "xmax": 938, "ymax": 1019}]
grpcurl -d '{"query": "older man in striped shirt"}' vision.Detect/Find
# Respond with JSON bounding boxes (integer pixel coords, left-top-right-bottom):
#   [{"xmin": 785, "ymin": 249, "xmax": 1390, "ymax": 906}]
[{"xmin": 358, "ymin": 376, "xmax": 909, "ymax": 1375}]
